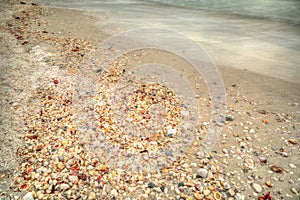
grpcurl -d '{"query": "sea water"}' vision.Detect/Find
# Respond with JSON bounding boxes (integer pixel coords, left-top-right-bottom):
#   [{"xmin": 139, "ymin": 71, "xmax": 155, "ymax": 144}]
[{"xmin": 45, "ymin": 0, "xmax": 300, "ymax": 83}]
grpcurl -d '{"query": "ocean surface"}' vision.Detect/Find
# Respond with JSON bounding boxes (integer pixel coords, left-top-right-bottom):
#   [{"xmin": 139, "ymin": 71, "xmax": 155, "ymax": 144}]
[{"xmin": 45, "ymin": 0, "xmax": 300, "ymax": 83}]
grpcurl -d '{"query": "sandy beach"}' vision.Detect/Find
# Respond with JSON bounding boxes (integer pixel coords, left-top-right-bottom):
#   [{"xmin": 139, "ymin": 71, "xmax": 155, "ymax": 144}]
[{"xmin": 0, "ymin": 1, "xmax": 299, "ymax": 200}]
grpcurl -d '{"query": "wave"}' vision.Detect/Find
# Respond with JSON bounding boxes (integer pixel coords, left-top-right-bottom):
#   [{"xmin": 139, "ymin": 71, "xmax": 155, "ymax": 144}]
[{"xmin": 145, "ymin": 0, "xmax": 300, "ymax": 25}]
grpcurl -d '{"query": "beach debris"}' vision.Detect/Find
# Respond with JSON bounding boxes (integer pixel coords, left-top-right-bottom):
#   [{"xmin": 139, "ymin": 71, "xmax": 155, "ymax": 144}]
[
  {"xmin": 288, "ymin": 138, "xmax": 298, "ymax": 145},
  {"xmin": 265, "ymin": 181, "xmax": 273, "ymax": 188},
  {"xmin": 262, "ymin": 119, "xmax": 269, "ymax": 124},
  {"xmin": 257, "ymin": 109, "xmax": 268, "ymax": 114},
  {"xmin": 252, "ymin": 183, "xmax": 262, "ymax": 193},
  {"xmin": 258, "ymin": 192, "xmax": 271, "ymax": 200},
  {"xmin": 226, "ymin": 114, "xmax": 234, "ymax": 121},
  {"xmin": 270, "ymin": 165, "xmax": 283, "ymax": 173}
]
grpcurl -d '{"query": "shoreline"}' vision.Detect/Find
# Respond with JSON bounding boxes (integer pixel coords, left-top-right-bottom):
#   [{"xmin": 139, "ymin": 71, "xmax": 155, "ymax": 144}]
[{"xmin": 0, "ymin": 2, "xmax": 299, "ymax": 199}]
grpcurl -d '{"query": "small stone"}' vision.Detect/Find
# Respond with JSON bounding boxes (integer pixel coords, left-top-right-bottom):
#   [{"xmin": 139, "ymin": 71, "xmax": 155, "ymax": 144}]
[
  {"xmin": 68, "ymin": 175, "xmax": 79, "ymax": 184},
  {"xmin": 222, "ymin": 149, "xmax": 228, "ymax": 154},
  {"xmin": 291, "ymin": 187, "xmax": 298, "ymax": 195},
  {"xmin": 59, "ymin": 155, "xmax": 64, "ymax": 161},
  {"xmin": 88, "ymin": 192, "xmax": 96, "ymax": 200},
  {"xmin": 252, "ymin": 183, "xmax": 262, "ymax": 193},
  {"xmin": 226, "ymin": 115, "xmax": 234, "ymax": 121},
  {"xmin": 194, "ymin": 192, "xmax": 202, "ymax": 200},
  {"xmin": 23, "ymin": 192, "xmax": 34, "ymax": 200},
  {"xmin": 262, "ymin": 119, "xmax": 269, "ymax": 124},
  {"xmin": 178, "ymin": 182, "xmax": 184, "ymax": 187},
  {"xmin": 57, "ymin": 162, "xmax": 65, "ymax": 170},
  {"xmin": 196, "ymin": 168, "xmax": 208, "ymax": 178},
  {"xmin": 257, "ymin": 109, "xmax": 268, "ymax": 114},
  {"xmin": 265, "ymin": 181, "xmax": 272, "ymax": 188},
  {"xmin": 148, "ymin": 182, "xmax": 155, "ymax": 188},
  {"xmin": 259, "ymin": 157, "xmax": 267, "ymax": 164},
  {"xmin": 43, "ymin": 161, "xmax": 49, "ymax": 167},
  {"xmin": 288, "ymin": 163, "xmax": 296, "ymax": 169},
  {"xmin": 110, "ymin": 189, "xmax": 118, "ymax": 197},
  {"xmin": 280, "ymin": 152, "xmax": 289, "ymax": 157},
  {"xmin": 244, "ymin": 158, "xmax": 254, "ymax": 169},
  {"xmin": 60, "ymin": 183, "xmax": 70, "ymax": 190},
  {"xmin": 203, "ymin": 189, "xmax": 211, "ymax": 196},
  {"xmin": 149, "ymin": 192, "xmax": 156, "ymax": 198},
  {"xmin": 249, "ymin": 129, "xmax": 255, "ymax": 134},
  {"xmin": 288, "ymin": 139, "xmax": 298, "ymax": 145},
  {"xmin": 235, "ymin": 193, "xmax": 244, "ymax": 200},
  {"xmin": 167, "ymin": 128, "xmax": 177, "ymax": 135},
  {"xmin": 270, "ymin": 165, "xmax": 283, "ymax": 173},
  {"xmin": 223, "ymin": 182, "xmax": 231, "ymax": 190},
  {"xmin": 228, "ymin": 189, "xmax": 235, "ymax": 197}
]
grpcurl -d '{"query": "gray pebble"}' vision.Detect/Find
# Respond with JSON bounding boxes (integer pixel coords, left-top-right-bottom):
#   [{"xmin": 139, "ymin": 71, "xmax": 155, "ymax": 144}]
[
  {"xmin": 23, "ymin": 192, "xmax": 34, "ymax": 200},
  {"xmin": 196, "ymin": 168, "xmax": 208, "ymax": 178},
  {"xmin": 235, "ymin": 193, "xmax": 244, "ymax": 200}
]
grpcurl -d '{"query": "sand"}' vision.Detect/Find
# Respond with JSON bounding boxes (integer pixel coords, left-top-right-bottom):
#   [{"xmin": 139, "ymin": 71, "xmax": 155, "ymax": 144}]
[{"xmin": 0, "ymin": 1, "xmax": 299, "ymax": 199}]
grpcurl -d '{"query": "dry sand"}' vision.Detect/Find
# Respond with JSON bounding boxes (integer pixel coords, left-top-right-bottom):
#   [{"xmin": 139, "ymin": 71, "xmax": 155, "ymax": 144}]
[{"xmin": 0, "ymin": 1, "xmax": 299, "ymax": 199}]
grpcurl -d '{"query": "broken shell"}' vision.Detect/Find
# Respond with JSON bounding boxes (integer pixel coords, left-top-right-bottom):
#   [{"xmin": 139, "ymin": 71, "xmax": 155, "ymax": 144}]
[
  {"xmin": 19, "ymin": 183, "xmax": 29, "ymax": 191},
  {"xmin": 270, "ymin": 165, "xmax": 283, "ymax": 173},
  {"xmin": 213, "ymin": 191, "xmax": 222, "ymax": 200},
  {"xmin": 288, "ymin": 139, "xmax": 298, "ymax": 145},
  {"xmin": 265, "ymin": 181, "xmax": 273, "ymax": 187}
]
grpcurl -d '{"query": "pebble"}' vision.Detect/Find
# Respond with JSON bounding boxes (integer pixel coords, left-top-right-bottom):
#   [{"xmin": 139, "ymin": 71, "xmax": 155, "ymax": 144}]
[
  {"xmin": 110, "ymin": 189, "xmax": 118, "ymax": 197},
  {"xmin": 265, "ymin": 181, "xmax": 273, "ymax": 187},
  {"xmin": 226, "ymin": 115, "xmax": 234, "ymax": 121},
  {"xmin": 178, "ymin": 182, "xmax": 184, "ymax": 187},
  {"xmin": 167, "ymin": 128, "xmax": 177, "ymax": 135},
  {"xmin": 148, "ymin": 182, "xmax": 155, "ymax": 188},
  {"xmin": 288, "ymin": 163, "xmax": 296, "ymax": 169},
  {"xmin": 288, "ymin": 138, "xmax": 298, "ymax": 144},
  {"xmin": 249, "ymin": 129, "xmax": 255, "ymax": 134},
  {"xmin": 88, "ymin": 192, "xmax": 96, "ymax": 200},
  {"xmin": 57, "ymin": 162, "xmax": 65, "ymax": 170},
  {"xmin": 228, "ymin": 189, "xmax": 235, "ymax": 197},
  {"xmin": 203, "ymin": 189, "xmax": 211, "ymax": 196},
  {"xmin": 194, "ymin": 193, "xmax": 202, "ymax": 200},
  {"xmin": 259, "ymin": 157, "xmax": 267, "ymax": 164},
  {"xmin": 23, "ymin": 192, "xmax": 34, "ymax": 200},
  {"xmin": 69, "ymin": 175, "xmax": 79, "ymax": 184},
  {"xmin": 291, "ymin": 187, "xmax": 298, "ymax": 195},
  {"xmin": 149, "ymin": 192, "xmax": 156, "ymax": 198},
  {"xmin": 235, "ymin": 193, "xmax": 244, "ymax": 200},
  {"xmin": 270, "ymin": 165, "xmax": 283, "ymax": 173},
  {"xmin": 252, "ymin": 183, "xmax": 262, "ymax": 193},
  {"xmin": 197, "ymin": 168, "xmax": 208, "ymax": 178},
  {"xmin": 58, "ymin": 155, "xmax": 64, "ymax": 161},
  {"xmin": 223, "ymin": 182, "xmax": 231, "ymax": 190},
  {"xmin": 60, "ymin": 183, "xmax": 70, "ymax": 190},
  {"xmin": 244, "ymin": 158, "xmax": 254, "ymax": 169}
]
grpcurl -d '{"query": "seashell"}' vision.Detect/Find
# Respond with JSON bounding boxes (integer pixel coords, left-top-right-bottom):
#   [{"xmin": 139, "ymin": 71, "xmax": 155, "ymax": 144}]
[
  {"xmin": 265, "ymin": 181, "xmax": 273, "ymax": 187},
  {"xmin": 19, "ymin": 183, "xmax": 29, "ymax": 191},
  {"xmin": 270, "ymin": 165, "xmax": 283, "ymax": 173},
  {"xmin": 288, "ymin": 138, "xmax": 298, "ymax": 145},
  {"xmin": 213, "ymin": 191, "xmax": 222, "ymax": 200},
  {"xmin": 262, "ymin": 119, "xmax": 269, "ymax": 124}
]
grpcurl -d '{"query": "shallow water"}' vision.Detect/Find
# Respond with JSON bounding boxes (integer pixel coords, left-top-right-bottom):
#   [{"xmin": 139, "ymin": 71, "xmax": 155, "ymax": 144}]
[{"xmin": 46, "ymin": 0, "xmax": 300, "ymax": 83}]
